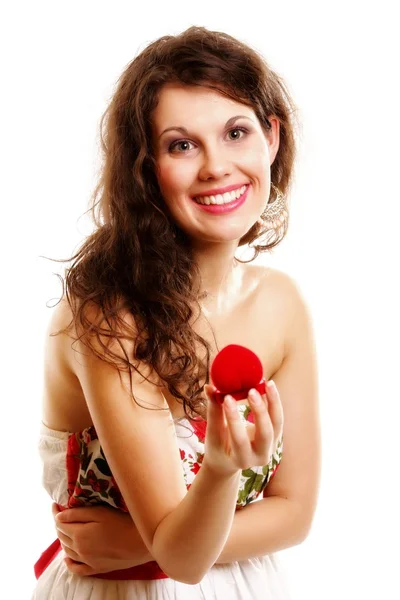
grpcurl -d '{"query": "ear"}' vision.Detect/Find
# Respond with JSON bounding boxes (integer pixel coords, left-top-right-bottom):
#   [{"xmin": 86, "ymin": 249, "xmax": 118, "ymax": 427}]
[{"xmin": 266, "ymin": 117, "xmax": 280, "ymax": 166}]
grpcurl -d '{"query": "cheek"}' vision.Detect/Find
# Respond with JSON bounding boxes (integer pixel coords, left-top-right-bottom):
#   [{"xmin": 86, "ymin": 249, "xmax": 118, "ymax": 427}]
[
  {"xmin": 157, "ymin": 162, "xmax": 194, "ymax": 196},
  {"xmin": 242, "ymin": 153, "xmax": 269, "ymax": 181},
  {"xmin": 156, "ymin": 165, "xmax": 176, "ymax": 194},
  {"xmin": 241, "ymin": 139, "xmax": 270, "ymax": 174}
]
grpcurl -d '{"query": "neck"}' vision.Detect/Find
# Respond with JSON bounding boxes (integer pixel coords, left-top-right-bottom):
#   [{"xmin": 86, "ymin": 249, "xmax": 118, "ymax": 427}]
[{"xmin": 192, "ymin": 242, "xmax": 242, "ymax": 314}]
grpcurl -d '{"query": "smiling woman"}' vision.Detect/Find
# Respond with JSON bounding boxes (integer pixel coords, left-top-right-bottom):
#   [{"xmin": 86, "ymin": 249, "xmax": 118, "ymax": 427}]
[
  {"xmin": 31, "ymin": 24, "xmax": 318, "ymax": 600},
  {"xmin": 153, "ymin": 86, "xmax": 279, "ymax": 238}
]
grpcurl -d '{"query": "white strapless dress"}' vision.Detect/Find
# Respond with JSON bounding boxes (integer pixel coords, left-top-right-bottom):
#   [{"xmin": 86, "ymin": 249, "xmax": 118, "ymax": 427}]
[{"xmin": 31, "ymin": 405, "xmax": 291, "ymax": 599}]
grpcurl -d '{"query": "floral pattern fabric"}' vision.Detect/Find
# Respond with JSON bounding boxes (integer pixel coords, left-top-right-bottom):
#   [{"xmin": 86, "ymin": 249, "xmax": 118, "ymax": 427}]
[{"xmin": 65, "ymin": 403, "xmax": 283, "ymax": 511}]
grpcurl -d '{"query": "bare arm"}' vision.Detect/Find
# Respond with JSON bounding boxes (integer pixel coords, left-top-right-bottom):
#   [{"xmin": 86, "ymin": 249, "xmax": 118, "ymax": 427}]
[
  {"xmin": 72, "ymin": 304, "xmax": 242, "ymax": 585},
  {"xmin": 57, "ymin": 272, "xmax": 319, "ymax": 575},
  {"xmin": 216, "ymin": 496, "xmax": 307, "ymax": 563},
  {"xmin": 218, "ymin": 270, "xmax": 321, "ymax": 563},
  {"xmin": 55, "ymin": 494, "xmax": 308, "ymax": 573}
]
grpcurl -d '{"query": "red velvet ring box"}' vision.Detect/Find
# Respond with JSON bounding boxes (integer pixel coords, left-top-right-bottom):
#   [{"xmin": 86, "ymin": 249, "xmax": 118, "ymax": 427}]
[{"xmin": 210, "ymin": 344, "xmax": 266, "ymax": 403}]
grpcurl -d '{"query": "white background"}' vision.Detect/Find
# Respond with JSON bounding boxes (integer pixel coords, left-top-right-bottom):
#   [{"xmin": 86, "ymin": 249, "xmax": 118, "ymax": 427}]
[{"xmin": 1, "ymin": 0, "xmax": 399, "ymax": 597}]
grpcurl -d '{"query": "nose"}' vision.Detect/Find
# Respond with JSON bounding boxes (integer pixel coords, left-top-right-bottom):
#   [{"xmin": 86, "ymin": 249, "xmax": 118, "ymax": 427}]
[{"xmin": 198, "ymin": 147, "xmax": 233, "ymax": 181}]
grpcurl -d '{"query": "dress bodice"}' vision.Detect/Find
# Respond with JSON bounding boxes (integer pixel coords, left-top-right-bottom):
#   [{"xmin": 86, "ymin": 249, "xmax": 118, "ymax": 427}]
[{"xmin": 39, "ymin": 403, "xmax": 282, "ymax": 511}]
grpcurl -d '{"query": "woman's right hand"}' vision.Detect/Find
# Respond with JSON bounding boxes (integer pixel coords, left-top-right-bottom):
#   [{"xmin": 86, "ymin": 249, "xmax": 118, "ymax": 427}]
[
  {"xmin": 203, "ymin": 380, "xmax": 283, "ymax": 476},
  {"xmin": 53, "ymin": 504, "xmax": 153, "ymax": 576}
]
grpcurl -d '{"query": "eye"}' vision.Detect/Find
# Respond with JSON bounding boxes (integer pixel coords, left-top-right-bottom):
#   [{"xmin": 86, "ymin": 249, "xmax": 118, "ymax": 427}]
[
  {"xmin": 169, "ymin": 139, "xmax": 195, "ymax": 153},
  {"xmin": 227, "ymin": 127, "xmax": 248, "ymax": 141}
]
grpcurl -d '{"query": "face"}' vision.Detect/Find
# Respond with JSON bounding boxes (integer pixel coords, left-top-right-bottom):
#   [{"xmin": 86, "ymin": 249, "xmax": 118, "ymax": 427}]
[{"xmin": 152, "ymin": 83, "xmax": 280, "ymax": 246}]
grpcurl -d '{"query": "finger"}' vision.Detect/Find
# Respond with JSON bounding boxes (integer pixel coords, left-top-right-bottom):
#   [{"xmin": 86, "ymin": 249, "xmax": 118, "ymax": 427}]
[
  {"xmin": 205, "ymin": 387, "xmax": 228, "ymax": 445},
  {"xmin": 223, "ymin": 396, "xmax": 249, "ymax": 463},
  {"xmin": 248, "ymin": 389, "xmax": 274, "ymax": 456},
  {"xmin": 266, "ymin": 380, "xmax": 284, "ymax": 440},
  {"xmin": 56, "ymin": 529, "xmax": 74, "ymax": 548},
  {"xmin": 204, "ymin": 384, "xmax": 216, "ymax": 402},
  {"xmin": 60, "ymin": 542, "xmax": 81, "ymax": 562},
  {"xmin": 52, "ymin": 502, "xmax": 67, "ymax": 516},
  {"xmin": 56, "ymin": 506, "xmax": 101, "ymax": 524},
  {"xmin": 64, "ymin": 557, "xmax": 95, "ymax": 576},
  {"xmin": 54, "ymin": 518, "xmax": 78, "ymax": 538}
]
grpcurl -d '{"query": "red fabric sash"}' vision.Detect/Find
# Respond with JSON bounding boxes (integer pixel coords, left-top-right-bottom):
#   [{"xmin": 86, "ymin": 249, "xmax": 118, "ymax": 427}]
[{"xmin": 34, "ymin": 538, "xmax": 169, "ymax": 580}]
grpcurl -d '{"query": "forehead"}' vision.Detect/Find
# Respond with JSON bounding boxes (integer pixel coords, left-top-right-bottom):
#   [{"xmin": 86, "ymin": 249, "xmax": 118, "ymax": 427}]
[{"xmin": 152, "ymin": 83, "xmax": 255, "ymax": 132}]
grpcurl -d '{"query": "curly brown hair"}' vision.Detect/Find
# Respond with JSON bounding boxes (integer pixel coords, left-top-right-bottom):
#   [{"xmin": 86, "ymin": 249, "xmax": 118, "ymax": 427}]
[{"xmin": 50, "ymin": 25, "xmax": 299, "ymax": 422}]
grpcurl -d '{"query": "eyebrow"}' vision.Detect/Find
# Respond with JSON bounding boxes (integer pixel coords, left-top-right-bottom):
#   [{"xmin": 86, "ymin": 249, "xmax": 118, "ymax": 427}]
[{"xmin": 158, "ymin": 115, "xmax": 254, "ymax": 140}]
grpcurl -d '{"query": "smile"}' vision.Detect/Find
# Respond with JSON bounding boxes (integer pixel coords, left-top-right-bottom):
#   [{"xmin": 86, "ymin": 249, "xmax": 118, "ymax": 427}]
[
  {"xmin": 193, "ymin": 185, "xmax": 248, "ymax": 206},
  {"xmin": 191, "ymin": 184, "xmax": 250, "ymax": 215}
]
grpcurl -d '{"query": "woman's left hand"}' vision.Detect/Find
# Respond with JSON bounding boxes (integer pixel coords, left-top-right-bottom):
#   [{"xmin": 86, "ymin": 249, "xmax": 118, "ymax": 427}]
[{"xmin": 52, "ymin": 503, "xmax": 153, "ymax": 576}]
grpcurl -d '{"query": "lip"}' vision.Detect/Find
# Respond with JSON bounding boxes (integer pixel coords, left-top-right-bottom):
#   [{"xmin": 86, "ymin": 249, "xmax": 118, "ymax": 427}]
[
  {"xmin": 191, "ymin": 184, "xmax": 250, "ymax": 215},
  {"xmin": 191, "ymin": 182, "xmax": 249, "ymax": 199}
]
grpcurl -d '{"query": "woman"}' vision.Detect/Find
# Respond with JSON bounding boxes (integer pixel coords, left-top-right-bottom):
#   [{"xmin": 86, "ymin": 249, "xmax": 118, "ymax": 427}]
[{"xmin": 32, "ymin": 25, "xmax": 320, "ymax": 599}]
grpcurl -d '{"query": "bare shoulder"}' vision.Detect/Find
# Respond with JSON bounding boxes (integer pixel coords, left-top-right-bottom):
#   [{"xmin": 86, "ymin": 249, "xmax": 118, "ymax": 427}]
[
  {"xmin": 270, "ymin": 268, "xmax": 316, "ymax": 350},
  {"xmin": 43, "ymin": 296, "xmax": 79, "ymax": 371},
  {"xmin": 250, "ymin": 265, "xmax": 312, "ymax": 353},
  {"xmin": 247, "ymin": 263, "xmax": 302, "ymax": 294},
  {"xmin": 257, "ymin": 264, "xmax": 306, "ymax": 297},
  {"xmin": 258, "ymin": 266, "xmax": 314, "ymax": 337},
  {"xmin": 45, "ymin": 296, "xmax": 75, "ymax": 337},
  {"xmin": 47, "ymin": 296, "xmax": 147, "ymax": 374}
]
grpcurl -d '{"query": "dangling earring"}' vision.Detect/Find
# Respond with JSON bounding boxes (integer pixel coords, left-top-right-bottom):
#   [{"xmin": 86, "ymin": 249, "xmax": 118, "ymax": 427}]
[{"xmin": 257, "ymin": 184, "xmax": 288, "ymax": 230}]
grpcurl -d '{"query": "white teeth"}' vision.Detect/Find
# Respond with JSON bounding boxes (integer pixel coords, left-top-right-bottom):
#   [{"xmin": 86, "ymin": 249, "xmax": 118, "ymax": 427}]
[{"xmin": 194, "ymin": 185, "xmax": 247, "ymax": 205}]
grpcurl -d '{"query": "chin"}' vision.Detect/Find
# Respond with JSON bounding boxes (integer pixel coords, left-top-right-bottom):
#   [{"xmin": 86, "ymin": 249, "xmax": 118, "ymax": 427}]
[{"xmin": 191, "ymin": 231, "xmax": 250, "ymax": 245}]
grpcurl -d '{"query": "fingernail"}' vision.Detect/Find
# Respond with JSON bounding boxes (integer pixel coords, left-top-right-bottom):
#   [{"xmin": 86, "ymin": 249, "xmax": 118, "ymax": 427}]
[
  {"xmin": 224, "ymin": 395, "xmax": 235, "ymax": 409},
  {"xmin": 267, "ymin": 380, "xmax": 275, "ymax": 390},
  {"xmin": 249, "ymin": 388, "xmax": 261, "ymax": 404}
]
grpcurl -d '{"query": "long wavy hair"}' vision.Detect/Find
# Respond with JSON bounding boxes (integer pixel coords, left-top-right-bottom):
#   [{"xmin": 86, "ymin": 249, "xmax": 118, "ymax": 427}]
[{"xmin": 51, "ymin": 25, "xmax": 299, "ymax": 421}]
